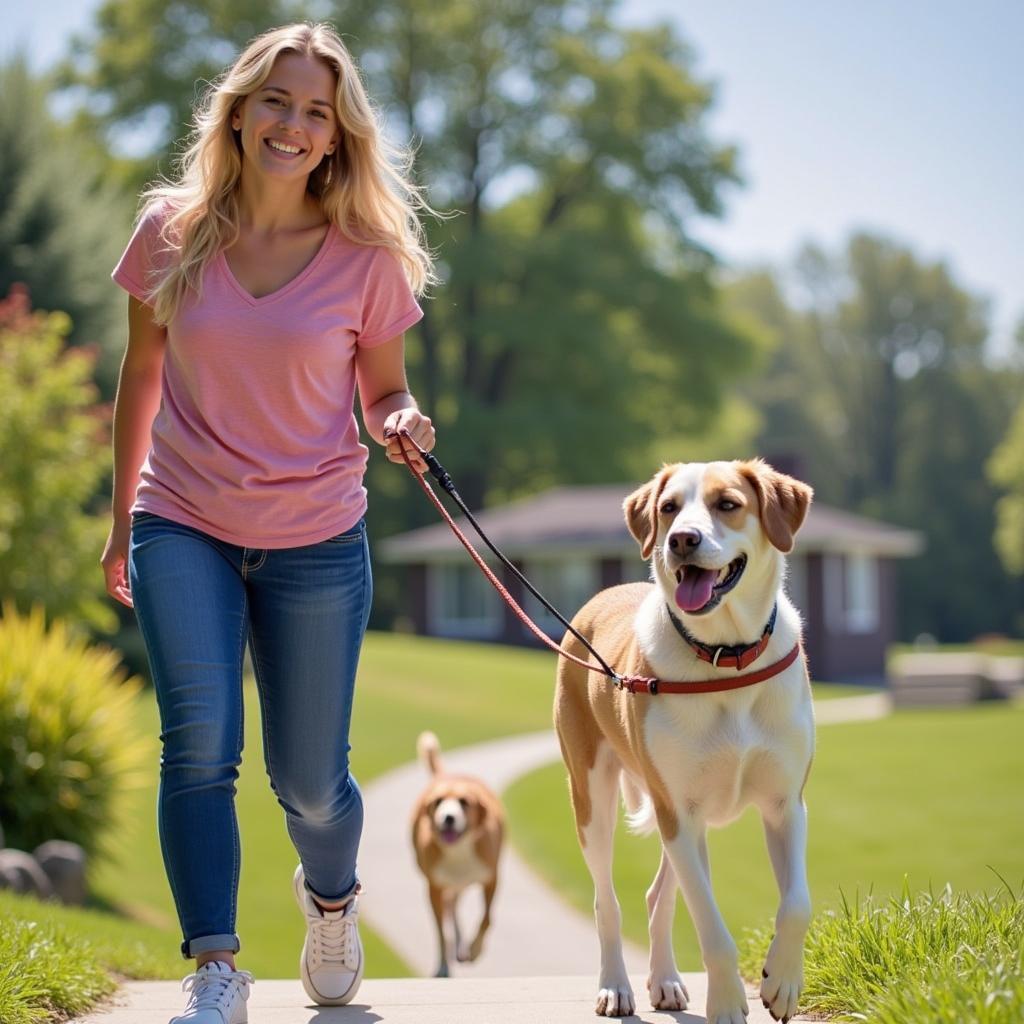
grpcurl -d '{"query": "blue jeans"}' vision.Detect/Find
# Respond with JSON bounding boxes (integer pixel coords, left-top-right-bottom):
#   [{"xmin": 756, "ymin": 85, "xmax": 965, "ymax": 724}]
[{"xmin": 128, "ymin": 512, "xmax": 372, "ymax": 958}]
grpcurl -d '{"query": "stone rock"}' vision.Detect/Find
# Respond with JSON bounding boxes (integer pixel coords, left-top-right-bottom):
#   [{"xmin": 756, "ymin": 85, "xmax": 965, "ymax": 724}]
[
  {"xmin": 0, "ymin": 848, "xmax": 54, "ymax": 899},
  {"xmin": 33, "ymin": 840, "xmax": 88, "ymax": 905}
]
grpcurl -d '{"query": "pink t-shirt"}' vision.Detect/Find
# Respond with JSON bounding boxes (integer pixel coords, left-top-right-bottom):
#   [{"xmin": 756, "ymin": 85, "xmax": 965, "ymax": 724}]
[{"xmin": 112, "ymin": 202, "xmax": 423, "ymax": 548}]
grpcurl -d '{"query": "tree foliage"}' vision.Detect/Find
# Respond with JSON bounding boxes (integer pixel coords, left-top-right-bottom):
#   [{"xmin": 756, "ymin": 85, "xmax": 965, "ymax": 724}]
[
  {"xmin": 0, "ymin": 287, "xmax": 116, "ymax": 633},
  {"xmin": 988, "ymin": 322, "xmax": 1024, "ymax": 578},
  {"xmin": 0, "ymin": 57, "xmax": 132, "ymax": 396},
  {"xmin": 729, "ymin": 235, "xmax": 1023, "ymax": 641}
]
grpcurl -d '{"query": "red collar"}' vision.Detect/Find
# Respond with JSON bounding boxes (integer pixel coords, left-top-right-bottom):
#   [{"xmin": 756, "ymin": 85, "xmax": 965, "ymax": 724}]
[
  {"xmin": 665, "ymin": 603, "xmax": 779, "ymax": 671},
  {"xmin": 614, "ymin": 642, "xmax": 803, "ymax": 696}
]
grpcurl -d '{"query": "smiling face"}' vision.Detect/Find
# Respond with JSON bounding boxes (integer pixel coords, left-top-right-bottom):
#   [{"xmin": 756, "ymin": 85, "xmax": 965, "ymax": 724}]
[
  {"xmin": 624, "ymin": 460, "xmax": 812, "ymax": 618},
  {"xmin": 231, "ymin": 51, "xmax": 340, "ymax": 185}
]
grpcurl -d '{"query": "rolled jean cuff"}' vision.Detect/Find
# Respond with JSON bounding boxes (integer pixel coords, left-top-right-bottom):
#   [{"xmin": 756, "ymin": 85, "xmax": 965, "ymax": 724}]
[
  {"xmin": 306, "ymin": 877, "xmax": 361, "ymax": 906},
  {"xmin": 182, "ymin": 933, "xmax": 241, "ymax": 959}
]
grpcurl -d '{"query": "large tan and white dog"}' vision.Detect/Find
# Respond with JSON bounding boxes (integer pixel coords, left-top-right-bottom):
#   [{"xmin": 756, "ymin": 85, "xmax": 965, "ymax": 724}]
[
  {"xmin": 410, "ymin": 731, "xmax": 505, "ymax": 977},
  {"xmin": 555, "ymin": 459, "xmax": 815, "ymax": 1023}
]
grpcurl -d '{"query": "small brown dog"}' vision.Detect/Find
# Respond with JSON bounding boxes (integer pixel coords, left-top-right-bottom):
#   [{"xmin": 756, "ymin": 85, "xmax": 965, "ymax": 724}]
[{"xmin": 410, "ymin": 731, "xmax": 505, "ymax": 977}]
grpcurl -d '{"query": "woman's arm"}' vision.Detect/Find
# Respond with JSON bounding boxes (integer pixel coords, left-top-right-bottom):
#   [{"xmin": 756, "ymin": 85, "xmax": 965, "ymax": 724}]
[
  {"xmin": 355, "ymin": 333, "xmax": 435, "ymax": 472},
  {"xmin": 100, "ymin": 296, "xmax": 167, "ymax": 606}
]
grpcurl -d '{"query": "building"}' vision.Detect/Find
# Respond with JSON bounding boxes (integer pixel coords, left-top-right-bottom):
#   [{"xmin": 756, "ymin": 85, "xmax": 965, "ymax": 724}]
[{"xmin": 378, "ymin": 485, "xmax": 924, "ymax": 683}]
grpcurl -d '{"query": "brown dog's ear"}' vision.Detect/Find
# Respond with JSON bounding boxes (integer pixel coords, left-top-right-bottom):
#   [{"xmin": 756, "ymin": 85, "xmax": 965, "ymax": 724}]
[
  {"xmin": 738, "ymin": 459, "xmax": 813, "ymax": 553},
  {"xmin": 623, "ymin": 467, "xmax": 673, "ymax": 560}
]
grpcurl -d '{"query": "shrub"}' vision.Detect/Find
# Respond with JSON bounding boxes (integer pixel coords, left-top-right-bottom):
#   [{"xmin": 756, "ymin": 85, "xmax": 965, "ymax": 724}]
[
  {"xmin": 0, "ymin": 285, "xmax": 115, "ymax": 633},
  {"xmin": 0, "ymin": 603, "xmax": 149, "ymax": 860}
]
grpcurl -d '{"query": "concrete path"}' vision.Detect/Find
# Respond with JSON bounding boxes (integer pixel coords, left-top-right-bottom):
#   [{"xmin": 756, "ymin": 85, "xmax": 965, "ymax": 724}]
[
  {"xmin": 74, "ymin": 975, "xmax": 785, "ymax": 1023},
  {"xmin": 73, "ymin": 692, "xmax": 884, "ymax": 1023}
]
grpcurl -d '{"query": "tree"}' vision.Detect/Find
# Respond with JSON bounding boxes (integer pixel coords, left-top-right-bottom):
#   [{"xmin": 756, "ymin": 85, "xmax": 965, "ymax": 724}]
[
  {"xmin": 60, "ymin": 0, "xmax": 757, "ymax": 517},
  {"xmin": 0, "ymin": 57, "xmax": 133, "ymax": 396},
  {"xmin": 0, "ymin": 286, "xmax": 116, "ymax": 633},
  {"xmin": 988, "ymin": 320, "xmax": 1024, "ymax": 579},
  {"xmin": 732, "ymin": 235, "xmax": 1023, "ymax": 640}
]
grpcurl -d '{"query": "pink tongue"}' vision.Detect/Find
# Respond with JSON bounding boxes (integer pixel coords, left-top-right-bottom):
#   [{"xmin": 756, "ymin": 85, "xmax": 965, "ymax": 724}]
[{"xmin": 674, "ymin": 567, "xmax": 716, "ymax": 611}]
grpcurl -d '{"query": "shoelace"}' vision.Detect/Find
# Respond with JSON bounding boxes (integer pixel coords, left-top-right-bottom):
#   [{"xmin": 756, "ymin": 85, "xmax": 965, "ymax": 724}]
[
  {"xmin": 181, "ymin": 968, "xmax": 253, "ymax": 1016},
  {"xmin": 311, "ymin": 904, "xmax": 360, "ymax": 970}
]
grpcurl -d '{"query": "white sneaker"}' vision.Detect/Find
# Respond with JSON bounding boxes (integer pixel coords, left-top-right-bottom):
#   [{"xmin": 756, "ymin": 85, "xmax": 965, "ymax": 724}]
[
  {"xmin": 170, "ymin": 961, "xmax": 252, "ymax": 1024},
  {"xmin": 293, "ymin": 864, "xmax": 364, "ymax": 1006}
]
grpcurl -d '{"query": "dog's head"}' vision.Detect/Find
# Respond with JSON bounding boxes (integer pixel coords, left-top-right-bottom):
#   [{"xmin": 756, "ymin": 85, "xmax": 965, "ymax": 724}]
[
  {"xmin": 423, "ymin": 780, "xmax": 489, "ymax": 846},
  {"xmin": 624, "ymin": 459, "xmax": 812, "ymax": 619}
]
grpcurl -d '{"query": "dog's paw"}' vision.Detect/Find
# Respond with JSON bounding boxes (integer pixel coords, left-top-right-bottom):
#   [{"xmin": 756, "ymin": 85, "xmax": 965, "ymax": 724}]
[
  {"xmin": 647, "ymin": 971, "xmax": 689, "ymax": 1010},
  {"xmin": 595, "ymin": 980, "xmax": 635, "ymax": 1017},
  {"xmin": 706, "ymin": 969, "xmax": 748, "ymax": 1024},
  {"xmin": 467, "ymin": 935, "xmax": 485, "ymax": 962},
  {"xmin": 760, "ymin": 942, "xmax": 803, "ymax": 1023}
]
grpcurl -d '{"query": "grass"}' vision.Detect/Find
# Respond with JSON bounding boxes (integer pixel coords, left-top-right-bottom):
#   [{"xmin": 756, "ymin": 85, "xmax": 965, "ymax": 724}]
[
  {"xmin": 0, "ymin": 888, "xmax": 180, "ymax": 1024},
  {"xmin": 737, "ymin": 882, "xmax": 1024, "ymax": 1023},
  {"xmin": 504, "ymin": 702, "xmax": 1024, "ymax": 976},
  {"xmin": 87, "ymin": 630, "xmax": 870, "ymax": 980}
]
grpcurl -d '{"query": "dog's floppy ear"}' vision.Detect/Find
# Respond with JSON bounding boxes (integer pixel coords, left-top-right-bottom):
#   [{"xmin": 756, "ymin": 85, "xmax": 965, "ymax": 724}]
[
  {"xmin": 738, "ymin": 459, "xmax": 813, "ymax": 553},
  {"xmin": 623, "ymin": 467, "xmax": 673, "ymax": 560}
]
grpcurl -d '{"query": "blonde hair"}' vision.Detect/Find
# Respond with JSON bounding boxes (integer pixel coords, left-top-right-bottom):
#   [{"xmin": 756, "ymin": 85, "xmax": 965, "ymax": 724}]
[{"xmin": 140, "ymin": 22, "xmax": 436, "ymax": 324}]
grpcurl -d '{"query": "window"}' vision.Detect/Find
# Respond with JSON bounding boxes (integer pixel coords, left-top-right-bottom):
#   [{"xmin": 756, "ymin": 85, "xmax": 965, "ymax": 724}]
[
  {"xmin": 522, "ymin": 558, "xmax": 598, "ymax": 638},
  {"xmin": 823, "ymin": 552, "xmax": 879, "ymax": 635},
  {"xmin": 845, "ymin": 553, "xmax": 879, "ymax": 634},
  {"xmin": 429, "ymin": 563, "xmax": 502, "ymax": 637}
]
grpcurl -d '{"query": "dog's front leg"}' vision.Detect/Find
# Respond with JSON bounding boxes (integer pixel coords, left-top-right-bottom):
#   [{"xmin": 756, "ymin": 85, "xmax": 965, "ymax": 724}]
[
  {"xmin": 664, "ymin": 827, "xmax": 747, "ymax": 1024},
  {"xmin": 759, "ymin": 798, "xmax": 811, "ymax": 1023},
  {"xmin": 428, "ymin": 883, "xmax": 450, "ymax": 977},
  {"xmin": 465, "ymin": 877, "xmax": 496, "ymax": 962}
]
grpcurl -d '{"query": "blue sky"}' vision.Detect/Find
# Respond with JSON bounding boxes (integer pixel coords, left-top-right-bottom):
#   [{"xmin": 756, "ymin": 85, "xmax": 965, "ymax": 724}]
[{"xmin": 8, "ymin": 0, "xmax": 1023, "ymax": 354}]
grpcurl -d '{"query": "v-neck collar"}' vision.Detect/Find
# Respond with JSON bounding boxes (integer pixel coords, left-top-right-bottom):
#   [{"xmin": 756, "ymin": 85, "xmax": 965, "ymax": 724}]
[{"xmin": 219, "ymin": 223, "xmax": 336, "ymax": 307}]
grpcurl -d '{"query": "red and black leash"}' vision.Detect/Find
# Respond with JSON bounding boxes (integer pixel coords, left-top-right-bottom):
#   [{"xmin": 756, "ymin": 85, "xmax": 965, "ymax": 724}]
[{"xmin": 393, "ymin": 430, "xmax": 802, "ymax": 695}]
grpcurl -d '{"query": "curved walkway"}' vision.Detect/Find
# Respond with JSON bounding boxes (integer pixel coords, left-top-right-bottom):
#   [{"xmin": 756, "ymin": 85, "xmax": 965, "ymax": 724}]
[{"xmin": 358, "ymin": 692, "xmax": 891, "ymax": 978}]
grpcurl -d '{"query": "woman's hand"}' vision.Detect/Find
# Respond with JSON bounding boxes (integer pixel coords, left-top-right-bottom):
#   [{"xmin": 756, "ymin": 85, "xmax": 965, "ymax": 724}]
[
  {"xmin": 101, "ymin": 517, "xmax": 135, "ymax": 608},
  {"xmin": 382, "ymin": 408, "xmax": 435, "ymax": 473}
]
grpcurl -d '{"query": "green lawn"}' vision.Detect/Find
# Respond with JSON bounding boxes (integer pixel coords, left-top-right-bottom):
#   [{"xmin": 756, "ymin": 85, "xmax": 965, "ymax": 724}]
[
  {"xmin": 0, "ymin": 889, "xmax": 180, "ymax": 1024},
  {"xmin": 90, "ymin": 630, "xmax": 883, "ymax": 979},
  {"xmin": 504, "ymin": 702, "xmax": 1024, "ymax": 973},
  {"xmin": 92, "ymin": 631, "xmax": 558, "ymax": 979}
]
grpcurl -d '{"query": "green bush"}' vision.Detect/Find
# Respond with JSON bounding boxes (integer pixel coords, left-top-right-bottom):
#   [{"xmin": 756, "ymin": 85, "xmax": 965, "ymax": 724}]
[
  {"xmin": 0, "ymin": 286, "xmax": 116, "ymax": 633},
  {"xmin": 0, "ymin": 603, "xmax": 150, "ymax": 859}
]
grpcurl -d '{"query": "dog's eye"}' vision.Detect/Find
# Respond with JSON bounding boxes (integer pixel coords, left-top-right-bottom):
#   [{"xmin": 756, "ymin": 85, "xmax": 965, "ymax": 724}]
[
  {"xmin": 718, "ymin": 499, "xmax": 740, "ymax": 512},
  {"xmin": 659, "ymin": 500, "xmax": 677, "ymax": 515},
  {"xmin": 458, "ymin": 798, "xmax": 469, "ymax": 811}
]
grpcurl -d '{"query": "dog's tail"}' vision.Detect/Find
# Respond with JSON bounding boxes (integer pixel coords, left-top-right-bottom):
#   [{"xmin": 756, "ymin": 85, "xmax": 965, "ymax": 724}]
[
  {"xmin": 417, "ymin": 730, "xmax": 443, "ymax": 777},
  {"xmin": 621, "ymin": 773, "xmax": 657, "ymax": 836}
]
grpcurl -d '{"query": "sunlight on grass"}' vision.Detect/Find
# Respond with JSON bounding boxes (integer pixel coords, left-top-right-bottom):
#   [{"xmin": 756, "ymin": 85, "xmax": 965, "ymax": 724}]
[{"xmin": 505, "ymin": 703, "xmax": 1024, "ymax": 973}]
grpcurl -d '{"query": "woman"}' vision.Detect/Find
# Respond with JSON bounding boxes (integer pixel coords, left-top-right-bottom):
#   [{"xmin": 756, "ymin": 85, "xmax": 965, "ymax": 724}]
[{"xmin": 100, "ymin": 22, "xmax": 435, "ymax": 1024}]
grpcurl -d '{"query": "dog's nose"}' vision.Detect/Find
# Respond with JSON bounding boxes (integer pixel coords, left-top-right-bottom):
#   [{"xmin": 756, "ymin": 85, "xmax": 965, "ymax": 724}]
[
  {"xmin": 442, "ymin": 814, "xmax": 456, "ymax": 827},
  {"xmin": 668, "ymin": 528, "xmax": 703, "ymax": 552}
]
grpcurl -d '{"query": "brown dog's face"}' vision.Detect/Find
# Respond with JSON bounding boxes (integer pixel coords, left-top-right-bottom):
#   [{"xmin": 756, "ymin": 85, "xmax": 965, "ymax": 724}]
[
  {"xmin": 424, "ymin": 780, "xmax": 486, "ymax": 845},
  {"xmin": 623, "ymin": 459, "xmax": 813, "ymax": 617}
]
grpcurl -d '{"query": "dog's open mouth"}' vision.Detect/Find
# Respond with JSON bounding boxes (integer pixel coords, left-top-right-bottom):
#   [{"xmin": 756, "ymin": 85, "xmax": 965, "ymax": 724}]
[
  {"xmin": 673, "ymin": 555, "xmax": 747, "ymax": 615},
  {"xmin": 439, "ymin": 826, "xmax": 463, "ymax": 845}
]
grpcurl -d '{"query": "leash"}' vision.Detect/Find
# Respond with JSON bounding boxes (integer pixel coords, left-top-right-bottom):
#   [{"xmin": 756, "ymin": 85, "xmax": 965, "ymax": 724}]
[{"xmin": 392, "ymin": 430, "xmax": 802, "ymax": 695}]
